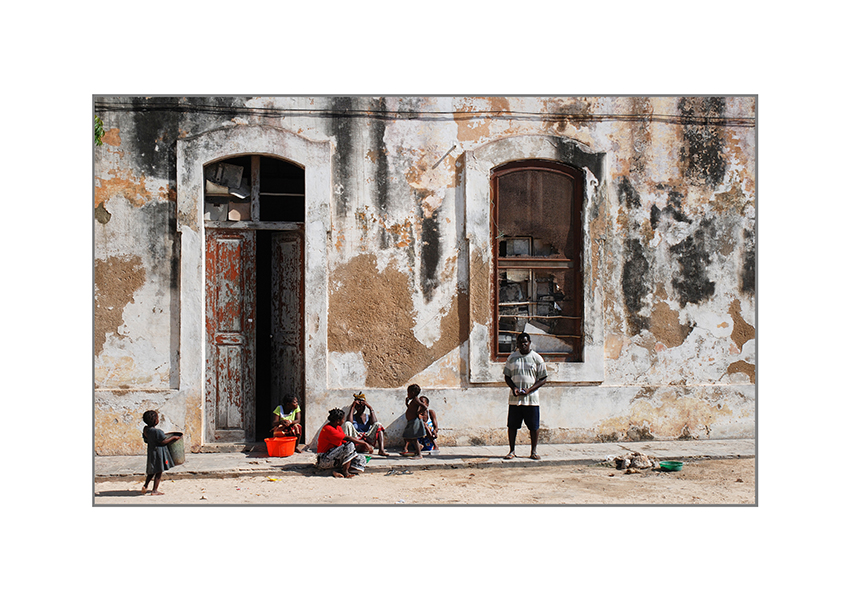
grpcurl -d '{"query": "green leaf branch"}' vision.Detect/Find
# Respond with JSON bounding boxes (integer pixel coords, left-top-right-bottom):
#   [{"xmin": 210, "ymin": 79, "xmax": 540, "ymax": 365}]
[{"xmin": 94, "ymin": 115, "xmax": 104, "ymax": 146}]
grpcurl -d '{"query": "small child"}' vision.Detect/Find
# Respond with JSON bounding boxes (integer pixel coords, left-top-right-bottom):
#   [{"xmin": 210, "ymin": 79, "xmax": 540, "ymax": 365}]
[
  {"xmin": 402, "ymin": 384, "xmax": 421, "ymax": 454},
  {"xmin": 404, "ymin": 384, "xmax": 421, "ymax": 407},
  {"xmin": 141, "ymin": 410, "xmax": 180, "ymax": 495},
  {"xmin": 402, "ymin": 393, "xmax": 427, "ymax": 459},
  {"xmin": 417, "ymin": 396, "xmax": 439, "ymax": 453},
  {"xmin": 272, "ymin": 393, "xmax": 302, "ymax": 452}
]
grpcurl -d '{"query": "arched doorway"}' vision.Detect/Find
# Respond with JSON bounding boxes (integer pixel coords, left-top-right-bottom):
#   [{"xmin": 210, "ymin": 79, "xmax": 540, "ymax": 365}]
[{"xmin": 203, "ymin": 154, "xmax": 305, "ymax": 444}]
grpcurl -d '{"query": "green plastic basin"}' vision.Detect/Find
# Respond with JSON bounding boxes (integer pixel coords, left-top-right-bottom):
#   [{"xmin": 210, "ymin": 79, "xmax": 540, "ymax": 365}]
[{"xmin": 659, "ymin": 461, "xmax": 683, "ymax": 472}]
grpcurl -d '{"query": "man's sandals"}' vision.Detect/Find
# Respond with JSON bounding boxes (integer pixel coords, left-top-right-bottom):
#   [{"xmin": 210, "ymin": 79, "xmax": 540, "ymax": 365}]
[{"xmin": 504, "ymin": 451, "xmax": 541, "ymax": 460}]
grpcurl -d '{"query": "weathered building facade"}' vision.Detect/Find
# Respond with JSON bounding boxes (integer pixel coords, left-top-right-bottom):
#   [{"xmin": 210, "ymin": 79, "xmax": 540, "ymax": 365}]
[{"xmin": 94, "ymin": 96, "xmax": 755, "ymax": 455}]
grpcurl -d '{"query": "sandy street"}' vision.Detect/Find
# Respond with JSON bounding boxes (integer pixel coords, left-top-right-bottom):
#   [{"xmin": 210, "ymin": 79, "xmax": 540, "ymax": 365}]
[{"xmin": 94, "ymin": 457, "xmax": 754, "ymax": 505}]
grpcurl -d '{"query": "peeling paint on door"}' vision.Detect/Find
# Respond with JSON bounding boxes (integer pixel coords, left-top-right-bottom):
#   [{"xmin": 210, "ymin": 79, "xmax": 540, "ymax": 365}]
[{"xmin": 205, "ymin": 229, "xmax": 256, "ymax": 443}]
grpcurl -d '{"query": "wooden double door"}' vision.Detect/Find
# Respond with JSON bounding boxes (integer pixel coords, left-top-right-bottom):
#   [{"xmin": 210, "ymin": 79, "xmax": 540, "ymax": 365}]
[{"xmin": 205, "ymin": 228, "xmax": 304, "ymax": 444}]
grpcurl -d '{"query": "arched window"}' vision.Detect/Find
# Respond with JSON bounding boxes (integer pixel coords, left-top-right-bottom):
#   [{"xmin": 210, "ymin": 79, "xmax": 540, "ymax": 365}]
[
  {"xmin": 204, "ymin": 155, "xmax": 305, "ymax": 223},
  {"xmin": 492, "ymin": 160, "xmax": 584, "ymax": 362}
]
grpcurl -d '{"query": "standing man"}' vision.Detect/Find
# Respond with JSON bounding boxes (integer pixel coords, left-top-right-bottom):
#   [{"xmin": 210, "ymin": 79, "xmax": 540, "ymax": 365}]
[{"xmin": 503, "ymin": 332, "xmax": 547, "ymax": 460}]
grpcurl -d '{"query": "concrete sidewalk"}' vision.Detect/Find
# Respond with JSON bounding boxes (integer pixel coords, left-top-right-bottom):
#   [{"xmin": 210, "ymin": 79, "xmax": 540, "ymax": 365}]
[{"xmin": 95, "ymin": 438, "xmax": 755, "ymax": 481}]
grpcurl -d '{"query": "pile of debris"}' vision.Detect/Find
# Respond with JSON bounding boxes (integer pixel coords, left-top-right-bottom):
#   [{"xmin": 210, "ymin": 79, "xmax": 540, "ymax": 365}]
[{"xmin": 606, "ymin": 451, "xmax": 660, "ymax": 474}]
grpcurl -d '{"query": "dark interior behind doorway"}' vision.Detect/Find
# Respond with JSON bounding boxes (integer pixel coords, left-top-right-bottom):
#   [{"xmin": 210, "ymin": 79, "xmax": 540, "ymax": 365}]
[{"xmin": 255, "ymin": 230, "xmax": 305, "ymax": 443}]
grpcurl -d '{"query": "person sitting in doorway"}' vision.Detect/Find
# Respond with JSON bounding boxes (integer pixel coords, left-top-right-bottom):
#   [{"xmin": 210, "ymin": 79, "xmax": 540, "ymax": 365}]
[{"xmin": 272, "ymin": 393, "xmax": 302, "ymax": 453}]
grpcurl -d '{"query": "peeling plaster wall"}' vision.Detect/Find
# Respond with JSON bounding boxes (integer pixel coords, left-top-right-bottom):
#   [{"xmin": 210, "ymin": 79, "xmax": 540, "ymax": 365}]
[
  {"xmin": 600, "ymin": 97, "xmax": 756, "ymax": 392},
  {"xmin": 94, "ymin": 96, "xmax": 755, "ymax": 454}
]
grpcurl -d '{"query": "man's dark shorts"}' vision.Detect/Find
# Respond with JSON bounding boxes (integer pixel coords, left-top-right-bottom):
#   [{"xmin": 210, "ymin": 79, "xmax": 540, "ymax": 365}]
[{"xmin": 507, "ymin": 405, "xmax": 540, "ymax": 430}]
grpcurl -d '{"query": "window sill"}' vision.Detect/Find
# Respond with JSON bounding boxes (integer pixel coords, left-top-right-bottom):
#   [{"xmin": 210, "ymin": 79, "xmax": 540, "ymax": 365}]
[{"xmin": 469, "ymin": 323, "xmax": 604, "ymax": 384}]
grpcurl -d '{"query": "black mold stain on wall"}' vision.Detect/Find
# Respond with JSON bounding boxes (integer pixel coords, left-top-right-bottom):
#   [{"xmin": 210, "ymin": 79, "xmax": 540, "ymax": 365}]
[
  {"xmin": 128, "ymin": 97, "xmax": 243, "ymax": 182},
  {"xmin": 420, "ymin": 206, "xmax": 441, "ymax": 302},
  {"xmin": 679, "ymin": 97, "xmax": 727, "ymax": 187},
  {"xmin": 617, "ymin": 177, "xmax": 641, "ymax": 210},
  {"xmin": 129, "ymin": 97, "xmax": 180, "ymax": 181},
  {"xmin": 139, "ymin": 201, "xmax": 178, "ymax": 290},
  {"xmin": 741, "ymin": 228, "xmax": 755, "ymax": 295},
  {"xmin": 330, "ymin": 97, "xmax": 356, "ymax": 220},
  {"xmin": 622, "ymin": 238, "xmax": 651, "ymax": 335},
  {"xmin": 369, "ymin": 98, "xmax": 392, "ymax": 250},
  {"xmin": 670, "ymin": 220, "xmax": 716, "ymax": 305},
  {"xmin": 553, "ymin": 138, "xmax": 604, "ymax": 179},
  {"xmin": 650, "ymin": 190, "xmax": 692, "ymax": 229}
]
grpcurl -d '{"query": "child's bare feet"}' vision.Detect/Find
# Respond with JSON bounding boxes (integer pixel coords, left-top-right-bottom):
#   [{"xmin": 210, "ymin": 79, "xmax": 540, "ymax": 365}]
[
  {"xmin": 151, "ymin": 491, "xmax": 164, "ymax": 496},
  {"xmin": 332, "ymin": 471, "xmax": 344, "ymax": 478},
  {"xmin": 140, "ymin": 486, "xmax": 148, "ymax": 494},
  {"xmin": 378, "ymin": 450, "xmax": 389, "ymax": 456}
]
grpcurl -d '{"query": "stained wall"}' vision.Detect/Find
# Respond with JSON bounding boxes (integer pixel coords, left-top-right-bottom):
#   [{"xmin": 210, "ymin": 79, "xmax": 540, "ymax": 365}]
[{"xmin": 94, "ymin": 96, "xmax": 755, "ymax": 454}]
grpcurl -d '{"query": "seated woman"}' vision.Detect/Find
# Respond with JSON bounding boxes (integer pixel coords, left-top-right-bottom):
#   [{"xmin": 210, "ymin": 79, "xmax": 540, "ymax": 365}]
[
  {"xmin": 316, "ymin": 408, "xmax": 370, "ymax": 478},
  {"xmin": 343, "ymin": 392, "xmax": 389, "ymax": 456},
  {"xmin": 272, "ymin": 394, "xmax": 302, "ymax": 453}
]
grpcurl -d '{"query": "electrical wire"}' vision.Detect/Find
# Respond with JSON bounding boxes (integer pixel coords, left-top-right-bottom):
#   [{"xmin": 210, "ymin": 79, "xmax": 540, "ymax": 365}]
[{"xmin": 93, "ymin": 99, "xmax": 755, "ymax": 128}]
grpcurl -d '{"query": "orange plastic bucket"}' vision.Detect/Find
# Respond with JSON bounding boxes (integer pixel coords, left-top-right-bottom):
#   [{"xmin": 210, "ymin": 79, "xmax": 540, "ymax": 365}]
[{"xmin": 265, "ymin": 436, "xmax": 297, "ymax": 457}]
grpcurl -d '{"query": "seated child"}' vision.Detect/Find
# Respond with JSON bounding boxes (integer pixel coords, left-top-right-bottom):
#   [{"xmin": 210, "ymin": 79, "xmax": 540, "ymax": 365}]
[
  {"xmin": 343, "ymin": 392, "xmax": 388, "ymax": 456},
  {"xmin": 402, "ymin": 393, "xmax": 427, "ymax": 458},
  {"xmin": 417, "ymin": 396, "xmax": 439, "ymax": 453},
  {"xmin": 272, "ymin": 393, "xmax": 302, "ymax": 452}
]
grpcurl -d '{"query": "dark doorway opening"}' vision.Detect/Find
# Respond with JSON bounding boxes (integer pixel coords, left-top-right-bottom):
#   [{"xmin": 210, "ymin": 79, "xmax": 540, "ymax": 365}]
[{"xmin": 255, "ymin": 230, "xmax": 305, "ymax": 443}]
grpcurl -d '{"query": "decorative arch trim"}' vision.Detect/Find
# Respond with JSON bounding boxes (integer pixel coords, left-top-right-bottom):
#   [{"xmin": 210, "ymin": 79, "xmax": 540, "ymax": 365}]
[
  {"xmin": 462, "ymin": 135, "xmax": 608, "ymax": 384},
  {"xmin": 176, "ymin": 125, "xmax": 332, "ymax": 445}
]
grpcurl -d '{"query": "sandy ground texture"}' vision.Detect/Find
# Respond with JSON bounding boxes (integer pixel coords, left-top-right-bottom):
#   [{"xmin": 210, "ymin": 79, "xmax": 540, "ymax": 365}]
[{"xmin": 94, "ymin": 457, "xmax": 754, "ymax": 505}]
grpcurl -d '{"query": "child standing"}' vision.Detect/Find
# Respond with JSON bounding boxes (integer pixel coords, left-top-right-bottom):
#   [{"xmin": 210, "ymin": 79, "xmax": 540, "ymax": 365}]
[
  {"xmin": 402, "ymin": 384, "xmax": 421, "ymax": 455},
  {"xmin": 405, "ymin": 383, "xmax": 421, "ymax": 408},
  {"xmin": 141, "ymin": 410, "xmax": 180, "ymax": 495},
  {"xmin": 272, "ymin": 393, "xmax": 303, "ymax": 452}
]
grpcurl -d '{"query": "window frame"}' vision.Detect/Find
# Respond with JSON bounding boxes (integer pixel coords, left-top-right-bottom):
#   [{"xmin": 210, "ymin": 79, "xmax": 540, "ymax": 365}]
[
  {"xmin": 463, "ymin": 134, "xmax": 606, "ymax": 385},
  {"xmin": 203, "ymin": 154, "xmax": 306, "ymax": 228},
  {"xmin": 490, "ymin": 160, "xmax": 584, "ymax": 362}
]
